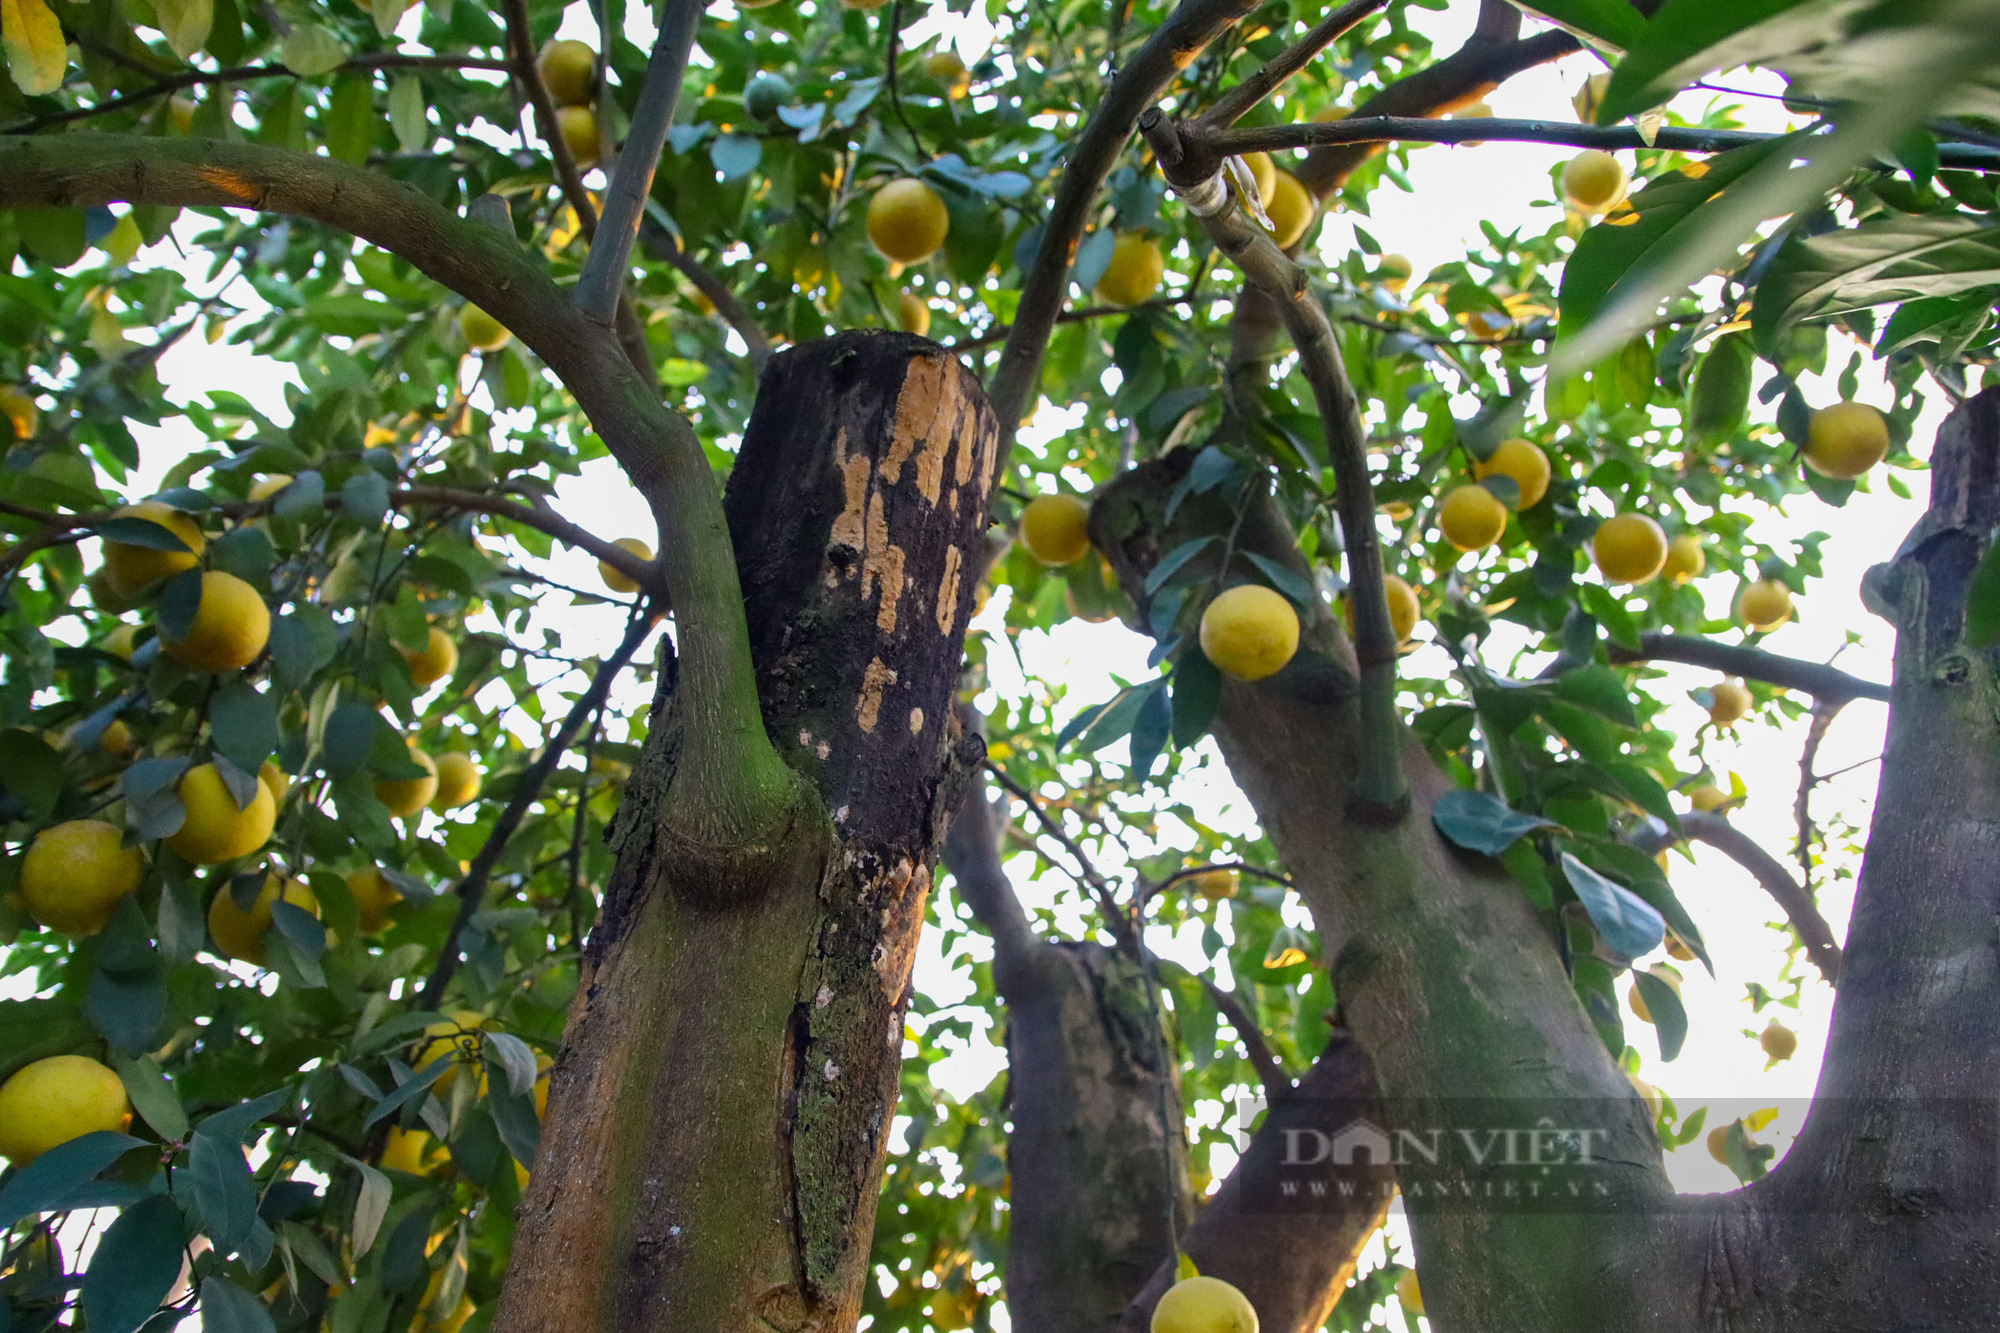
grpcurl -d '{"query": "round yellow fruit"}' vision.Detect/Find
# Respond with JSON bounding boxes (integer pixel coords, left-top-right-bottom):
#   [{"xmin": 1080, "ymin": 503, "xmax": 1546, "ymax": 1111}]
[
  {"xmin": 0, "ymin": 384, "xmax": 39, "ymax": 441},
  {"xmin": 1562, "ymin": 149, "xmax": 1628, "ymax": 213},
  {"xmin": 1239, "ymin": 150, "xmax": 1276, "ymax": 205},
  {"xmin": 432, "ymin": 752, "xmax": 481, "ymax": 811},
  {"xmin": 1200, "ymin": 585, "xmax": 1301, "ymax": 683},
  {"xmin": 99, "ymin": 718, "xmax": 135, "ymax": 757},
  {"xmin": 1020, "ymin": 494, "xmax": 1092, "ymax": 566},
  {"xmin": 1707, "ymin": 1121, "xmax": 1755, "ymax": 1166},
  {"xmin": 247, "ymin": 474, "xmax": 293, "ymax": 503},
  {"xmin": 1708, "ymin": 679, "xmax": 1752, "ymax": 727},
  {"xmin": 1190, "ymin": 868, "xmax": 1240, "ymax": 903},
  {"xmin": 347, "ymin": 866, "xmax": 405, "ymax": 934},
  {"xmin": 457, "ymin": 304, "xmax": 511, "ymax": 353},
  {"xmin": 1261, "ymin": 170, "xmax": 1314, "ymax": 250},
  {"xmin": 867, "ymin": 178, "xmax": 950, "ymax": 265},
  {"xmin": 1474, "ymin": 438, "xmax": 1551, "ymax": 510},
  {"xmin": 376, "ymin": 746, "xmax": 438, "ymax": 818},
  {"xmin": 1395, "ymin": 1268, "xmax": 1423, "ymax": 1318},
  {"xmin": 21, "ymin": 819, "xmax": 145, "ymax": 934},
  {"xmin": 1760, "ymin": 1020, "xmax": 1798, "ymax": 1062},
  {"xmin": 1627, "ymin": 966, "xmax": 1681, "ymax": 1024},
  {"xmin": 537, "ymin": 39, "xmax": 596, "ymax": 107},
  {"xmin": 163, "ymin": 570, "xmax": 271, "ymax": 674},
  {"xmin": 400, "ymin": 627, "xmax": 458, "ymax": 688},
  {"xmin": 599, "ymin": 536, "xmax": 654, "ymax": 594},
  {"xmin": 922, "ymin": 50, "xmax": 970, "ymax": 96},
  {"xmin": 102, "ymin": 501, "xmax": 205, "ymax": 596},
  {"xmin": 1152, "ymin": 1274, "xmax": 1258, "ymax": 1333},
  {"xmin": 1383, "ymin": 574, "xmax": 1420, "ymax": 642},
  {"xmin": 1439, "ymin": 484, "xmax": 1508, "ymax": 552},
  {"xmin": 1095, "ymin": 234, "xmax": 1165, "ymax": 308},
  {"xmin": 414, "ymin": 1010, "xmax": 487, "ymax": 1092},
  {"xmin": 207, "ymin": 874, "xmax": 319, "ymax": 967},
  {"xmin": 1375, "ymin": 253, "xmax": 1414, "ymax": 291},
  {"xmin": 167, "ymin": 762, "xmax": 276, "ymax": 865},
  {"xmin": 556, "ymin": 104, "xmax": 600, "ymax": 168},
  {"xmin": 899, "ymin": 291, "xmax": 931, "ymax": 337},
  {"xmin": 0, "ymin": 1056, "xmax": 130, "ymax": 1164},
  {"xmin": 1688, "ymin": 783, "xmax": 1731, "ymax": 813},
  {"xmin": 258, "ymin": 759, "xmax": 290, "ymax": 806},
  {"xmin": 1806, "ymin": 401, "xmax": 1890, "ymax": 479},
  {"xmin": 381, "ymin": 1125, "xmax": 438, "ymax": 1175},
  {"xmin": 1592, "ymin": 513, "xmax": 1667, "ymax": 584},
  {"xmin": 1662, "ymin": 533, "xmax": 1705, "ymax": 583},
  {"xmin": 102, "ymin": 623, "xmax": 140, "ymax": 659},
  {"xmin": 1739, "ymin": 579, "xmax": 1793, "ymax": 631}
]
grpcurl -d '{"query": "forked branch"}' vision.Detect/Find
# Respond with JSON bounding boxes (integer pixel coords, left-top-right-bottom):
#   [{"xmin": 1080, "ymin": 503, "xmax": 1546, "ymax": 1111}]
[
  {"xmin": 1642, "ymin": 812, "xmax": 1843, "ymax": 982},
  {"xmin": 1610, "ymin": 633, "xmax": 1889, "ymax": 703},
  {"xmin": 1199, "ymin": 0, "xmax": 1387, "ymax": 129}
]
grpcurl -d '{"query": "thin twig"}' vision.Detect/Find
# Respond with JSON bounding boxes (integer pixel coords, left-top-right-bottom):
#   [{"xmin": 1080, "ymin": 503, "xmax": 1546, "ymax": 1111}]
[
  {"xmin": 985, "ymin": 760, "xmax": 1137, "ymax": 954},
  {"xmin": 1199, "ymin": 0, "xmax": 1387, "ymax": 129},
  {"xmin": 1636, "ymin": 812, "xmax": 1843, "ymax": 983},
  {"xmin": 1145, "ymin": 859, "xmax": 1292, "ymax": 903},
  {"xmin": 1793, "ymin": 700, "xmax": 1843, "ymax": 893},
  {"xmin": 1200, "ymin": 976, "xmax": 1291, "ymax": 1097},
  {"xmin": 883, "ymin": 0, "xmax": 926, "ymax": 160},
  {"xmin": 501, "ymin": 0, "xmax": 599, "ymax": 241},
  {"xmin": 418, "ymin": 606, "xmax": 659, "ymax": 1007},
  {"xmin": 1610, "ymin": 632, "xmax": 1889, "ymax": 703},
  {"xmin": 637, "ymin": 215, "xmax": 776, "ymax": 371}
]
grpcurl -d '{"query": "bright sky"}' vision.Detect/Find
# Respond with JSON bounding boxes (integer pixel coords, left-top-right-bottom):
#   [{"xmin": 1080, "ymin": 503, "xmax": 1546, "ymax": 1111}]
[{"xmin": 31, "ymin": 0, "xmax": 1945, "ymax": 1324}]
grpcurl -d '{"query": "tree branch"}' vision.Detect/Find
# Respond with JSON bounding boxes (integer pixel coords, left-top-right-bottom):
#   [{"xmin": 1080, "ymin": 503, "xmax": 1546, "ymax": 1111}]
[
  {"xmin": 1609, "ymin": 632, "xmax": 1889, "ymax": 703},
  {"xmin": 1200, "ymin": 976, "xmax": 1291, "ymax": 1097},
  {"xmin": 395, "ymin": 486, "xmax": 666, "ymax": 598},
  {"xmin": 986, "ymin": 0, "xmax": 1260, "ymax": 436},
  {"xmin": 941, "ymin": 780, "xmax": 1044, "ymax": 989},
  {"xmin": 882, "ymin": 0, "xmax": 927, "ymax": 160},
  {"xmin": 1793, "ymin": 698, "xmax": 1843, "ymax": 892},
  {"xmin": 1642, "ymin": 811, "xmax": 1843, "ymax": 982},
  {"xmin": 574, "ymin": 0, "xmax": 702, "ymax": 324},
  {"xmin": 502, "ymin": 0, "xmax": 598, "ymax": 242},
  {"xmin": 419, "ymin": 605, "xmax": 660, "ymax": 1007},
  {"xmin": 985, "ymin": 760, "xmax": 1138, "ymax": 954},
  {"xmin": 1141, "ymin": 109, "xmax": 1405, "ymax": 817},
  {"xmin": 637, "ymin": 215, "xmax": 775, "ymax": 371},
  {"xmin": 1198, "ymin": 0, "xmax": 1387, "ymax": 130}
]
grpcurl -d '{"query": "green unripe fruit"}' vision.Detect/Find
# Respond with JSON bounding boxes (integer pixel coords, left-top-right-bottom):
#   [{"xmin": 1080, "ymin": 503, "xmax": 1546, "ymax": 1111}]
[{"xmin": 745, "ymin": 72, "xmax": 792, "ymax": 120}]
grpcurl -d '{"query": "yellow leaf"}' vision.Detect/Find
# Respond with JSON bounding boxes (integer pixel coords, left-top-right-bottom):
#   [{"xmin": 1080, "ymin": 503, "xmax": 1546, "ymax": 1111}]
[
  {"xmin": 2, "ymin": 0, "xmax": 67, "ymax": 97},
  {"xmin": 152, "ymin": 0, "xmax": 212, "ymax": 62},
  {"xmin": 1746, "ymin": 1105, "xmax": 1780, "ymax": 1133}
]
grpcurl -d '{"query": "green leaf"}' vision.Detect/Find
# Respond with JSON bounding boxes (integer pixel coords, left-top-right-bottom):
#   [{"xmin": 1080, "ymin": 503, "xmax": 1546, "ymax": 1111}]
[
  {"xmin": 1685, "ymin": 331, "xmax": 1756, "ymax": 442},
  {"xmin": 362, "ymin": 1054, "xmax": 452, "ymax": 1129},
  {"xmin": 1170, "ymin": 650, "xmax": 1221, "ymax": 747},
  {"xmin": 1509, "ymin": 0, "xmax": 1646, "ymax": 49},
  {"xmin": 1876, "ymin": 289, "xmax": 1997, "ymax": 357},
  {"xmin": 192, "ymin": 1087, "xmax": 290, "ymax": 1145},
  {"xmin": 1632, "ymin": 969, "xmax": 1688, "ymax": 1061},
  {"xmin": 188, "ymin": 1132, "xmax": 273, "ymax": 1265},
  {"xmin": 1554, "ymin": 664, "xmax": 1639, "ymax": 728},
  {"xmin": 325, "ymin": 74, "xmax": 378, "ymax": 165},
  {"xmin": 1579, "ymin": 585, "xmax": 1642, "ymax": 652},
  {"xmin": 0, "ymin": 729, "xmax": 63, "ymax": 822},
  {"xmin": 1241, "ymin": 553, "xmax": 1317, "ymax": 608},
  {"xmin": 1432, "ymin": 788, "xmax": 1556, "ymax": 856},
  {"xmin": 1074, "ymin": 687, "xmax": 1148, "ymax": 754},
  {"xmin": 1599, "ymin": 0, "xmax": 1866, "ymax": 123},
  {"xmin": 1144, "ymin": 536, "xmax": 1216, "ymax": 596},
  {"xmin": 274, "ymin": 469, "xmax": 326, "ymax": 520},
  {"xmin": 710, "ymin": 133, "xmax": 762, "ymax": 180},
  {"xmin": 157, "ymin": 568, "xmax": 205, "ymax": 642},
  {"xmin": 1751, "ymin": 215, "xmax": 2000, "ymax": 356},
  {"xmin": 95, "ymin": 515, "xmax": 194, "ymax": 552},
  {"xmin": 200, "ymin": 1277, "xmax": 277, "ymax": 1333},
  {"xmin": 0, "ymin": 1130, "xmax": 148, "ymax": 1228},
  {"xmin": 1560, "ymin": 853, "xmax": 1665, "ymax": 961},
  {"xmin": 1128, "ymin": 683, "xmax": 1171, "ymax": 778},
  {"xmin": 114, "ymin": 1054, "xmax": 189, "ymax": 1142},
  {"xmin": 210, "ymin": 682, "xmax": 279, "ymax": 774},
  {"xmin": 82, "ymin": 1195, "xmax": 186, "ymax": 1333}
]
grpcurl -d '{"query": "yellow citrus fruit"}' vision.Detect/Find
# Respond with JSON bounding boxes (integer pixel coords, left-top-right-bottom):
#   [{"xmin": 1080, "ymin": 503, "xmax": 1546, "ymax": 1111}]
[
  {"xmin": 102, "ymin": 623, "xmax": 140, "ymax": 659},
  {"xmin": 1806, "ymin": 401, "xmax": 1890, "ymax": 479},
  {"xmin": 1383, "ymin": 574, "xmax": 1420, "ymax": 642},
  {"xmin": 1562, "ymin": 150, "xmax": 1628, "ymax": 213},
  {"xmin": 537, "ymin": 39, "xmax": 596, "ymax": 106},
  {"xmin": 1625, "ymin": 1072, "xmax": 1662, "ymax": 1122},
  {"xmin": 1439, "ymin": 484, "xmax": 1508, "ymax": 551},
  {"xmin": 376, "ymin": 746, "xmax": 439, "ymax": 818},
  {"xmin": 1760, "ymin": 1020, "xmax": 1798, "ymax": 1062},
  {"xmin": 1190, "ymin": 868, "xmax": 1240, "ymax": 903},
  {"xmin": 1396, "ymin": 1267, "xmax": 1423, "ymax": 1317},
  {"xmin": 99, "ymin": 718, "xmax": 135, "ymax": 756},
  {"xmin": 163, "ymin": 570, "xmax": 270, "ymax": 673},
  {"xmin": 1375, "ymin": 253, "xmax": 1414, "ymax": 291},
  {"xmin": 1706, "ymin": 1124, "xmax": 1734, "ymax": 1164},
  {"xmin": 599, "ymin": 536, "xmax": 653, "ymax": 594},
  {"xmin": 21, "ymin": 819, "xmax": 146, "ymax": 934},
  {"xmin": 431, "ymin": 752, "xmax": 481, "ymax": 811},
  {"xmin": 381, "ymin": 1125, "xmax": 438, "ymax": 1175},
  {"xmin": 866, "ymin": 178, "xmax": 950, "ymax": 265},
  {"xmin": 0, "ymin": 384, "xmax": 39, "ymax": 441},
  {"xmin": 899, "ymin": 291, "xmax": 931, "ymax": 337},
  {"xmin": 1473, "ymin": 438, "xmax": 1551, "ymax": 509},
  {"xmin": 167, "ymin": 762, "xmax": 276, "ymax": 865},
  {"xmin": 207, "ymin": 874, "xmax": 319, "ymax": 967},
  {"xmin": 1152, "ymin": 1274, "xmax": 1258, "ymax": 1333},
  {"xmin": 347, "ymin": 866, "xmax": 404, "ymax": 933},
  {"xmin": 1688, "ymin": 783, "xmax": 1731, "ymax": 813},
  {"xmin": 556, "ymin": 104, "xmax": 600, "ymax": 168},
  {"xmin": 400, "ymin": 627, "xmax": 458, "ymax": 688},
  {"xmin": 457, "ymin": 304, "xmax": 510, "ymax": 353},
  {"xmin": 1020, "ymin": 494, "xmax": 1092, "ymax": 566},
  {"xmin": 1708, "ymin": 679, "xmax": 1751, "ymax": 727},
  {"xmin": 1200, "ymin": 585, "xmax": 1301, "ymax": 682},
  {"xmin": 415, "ymin": 1010, "xmax": 488, "ymax": 1093},
  {"xmin": 0, "ymin": 1056, "xmax": 130, "ymax": 1164},
  {"xmin": 1739, "ymin": 579, "xmax": 1793, "ymax": 631},
  {"xmin": 1592, "ymin": 513, "xmax": 1667, "ymax": 584},
  {"xmin": 1095, "ymin": 233, "xmax": 1165, "ymax": 307},
  {"xmin": 1239, "ymin": 150, "xmax": 1276, "ymax": 205},
  {"xmin": 247, "ymin": 474, "xmax": 293, "ymax": 503},
  {"xmin": 1261, "ymin": 170, "xmax": 1315, "ymax": 250},
  {"xmin": 259, "ymin": 759, "xmax": 290, "ymax": 806},
  {"xmin": 1627, "ymin": 966, "xmax": 1681, "ymax": 1024},
  {"xmin": 1662, "ymin": 533, "xmax": 1705, "ymax": 583},
  {"xmin": 102, "ymin": 501, "xmax": 204, "ymax": 596},
  {"xmin": 921, "ymin": 50, "xmax": 970, "ymax": 96}
]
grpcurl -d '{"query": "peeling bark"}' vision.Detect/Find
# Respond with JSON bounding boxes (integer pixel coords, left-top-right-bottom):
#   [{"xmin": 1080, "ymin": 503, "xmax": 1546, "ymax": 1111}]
[{"xmin": 499, "ymin": 333, "xmax": 998, "ymax": 1333}]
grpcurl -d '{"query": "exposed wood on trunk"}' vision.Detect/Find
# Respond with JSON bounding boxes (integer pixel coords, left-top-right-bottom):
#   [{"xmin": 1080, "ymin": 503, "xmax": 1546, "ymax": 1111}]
[{"xmin": 499, "ymin": 333, "xmax": 999, "ymax": 1333}]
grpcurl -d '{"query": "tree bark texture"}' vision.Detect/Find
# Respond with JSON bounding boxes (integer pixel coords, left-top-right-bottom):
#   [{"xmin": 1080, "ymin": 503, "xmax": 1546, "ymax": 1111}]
[{"xmin": 498, "ymin": 332, "xmax": 999, "ymax": 1333}]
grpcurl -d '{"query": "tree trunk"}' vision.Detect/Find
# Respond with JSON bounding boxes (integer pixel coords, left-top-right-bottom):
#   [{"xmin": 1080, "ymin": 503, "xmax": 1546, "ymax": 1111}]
[{"xmin": 498, "ymin": 333, "xmax": 998, "ymax": 1333}]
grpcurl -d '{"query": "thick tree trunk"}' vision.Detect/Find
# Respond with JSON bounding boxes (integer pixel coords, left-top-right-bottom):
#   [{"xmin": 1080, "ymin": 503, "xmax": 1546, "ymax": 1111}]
[{"xmin": 498, "ymin": 333, "xmax": 998, "ymax": 1333}]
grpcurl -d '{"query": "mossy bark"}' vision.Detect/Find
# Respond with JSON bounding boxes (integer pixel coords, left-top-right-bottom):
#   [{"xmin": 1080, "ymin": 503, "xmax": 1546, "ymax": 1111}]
[{"xmin": 496, "ymin": 333, "xmax": 998, "ymax": 1333}]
